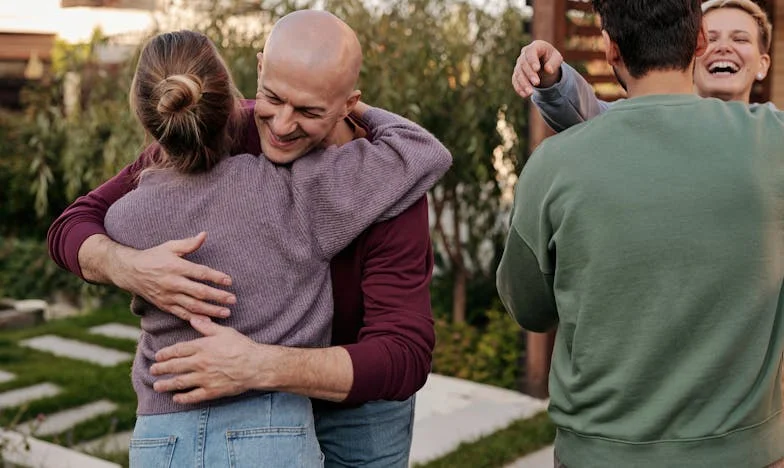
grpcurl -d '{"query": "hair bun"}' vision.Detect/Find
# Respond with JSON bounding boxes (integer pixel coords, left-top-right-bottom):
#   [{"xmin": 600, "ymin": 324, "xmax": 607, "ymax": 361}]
[{"xmin": 156, "ymin": 74, "xmax": 203, "ymax": 115}]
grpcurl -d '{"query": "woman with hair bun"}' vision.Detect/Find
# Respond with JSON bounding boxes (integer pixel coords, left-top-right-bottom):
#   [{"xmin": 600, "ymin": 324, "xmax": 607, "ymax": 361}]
[{"xmin": 105, "ymin": 29, "xmax": 451, "ymax": 467}]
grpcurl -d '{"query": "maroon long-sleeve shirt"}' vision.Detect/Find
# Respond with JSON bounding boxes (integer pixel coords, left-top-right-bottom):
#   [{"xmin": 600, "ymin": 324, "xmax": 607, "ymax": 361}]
[{"xmin": 47, "ymin": 100, "xmax": 436, "ymax": 405}]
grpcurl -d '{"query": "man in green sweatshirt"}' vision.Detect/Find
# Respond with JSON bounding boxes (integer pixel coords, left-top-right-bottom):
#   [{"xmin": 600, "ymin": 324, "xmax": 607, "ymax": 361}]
[{"xmin": 497, "ymin": 1, "xmax": 784, "ymax": 467}]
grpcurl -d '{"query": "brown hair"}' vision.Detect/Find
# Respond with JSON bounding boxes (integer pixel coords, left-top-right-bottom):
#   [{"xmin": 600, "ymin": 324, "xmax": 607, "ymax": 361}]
[
  {"xmin": 130, "ymin": 30, "xmax": 241, "ymax": 173},
  {"xmin": 702, "ymin": 0, "xmax": 773, "ymax": 53}
]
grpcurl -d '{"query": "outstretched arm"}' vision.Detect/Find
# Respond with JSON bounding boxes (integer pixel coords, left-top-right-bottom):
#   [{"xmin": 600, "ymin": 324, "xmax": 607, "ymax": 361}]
[{"xmin": 513, "ymin": 40, "xmax": 612, "ymax": 132}]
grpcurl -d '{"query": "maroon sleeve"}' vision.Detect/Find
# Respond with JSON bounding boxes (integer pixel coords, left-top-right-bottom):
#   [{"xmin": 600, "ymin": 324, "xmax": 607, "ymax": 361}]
[
  {"xmin": 46, "ymin": 149, "xmax": 156, "ymax": 279},
  {"xmin": 341, "ymin": 197, "xmax": 436, "ymax": 404}
]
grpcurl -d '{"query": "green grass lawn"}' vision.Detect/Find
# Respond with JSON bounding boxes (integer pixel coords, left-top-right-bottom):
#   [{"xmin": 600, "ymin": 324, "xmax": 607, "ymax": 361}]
[
  {"xmin": 417, "ymin": 412, "xmax": 555, "ymax": 468},
  {"xmin": 0, "ymin": 302, "xmax": 137, "ymax": 465},
  {"xmin": 0, "ymin": 305, "xmax": 555, "ymax": 467}
]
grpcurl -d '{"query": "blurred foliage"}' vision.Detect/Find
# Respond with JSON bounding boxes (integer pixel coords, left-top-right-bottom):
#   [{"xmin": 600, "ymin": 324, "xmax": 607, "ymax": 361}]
[
  {"xmin": 1, "ymin": 30, "xmax": 145, "ymax": 239},
  {"xmin": 432, "ymin": 307, "xmax": 523, "ymax": 390},
  {"xmin": 0, "ymin": 236, "xmax": 126, "ymax": 304}
]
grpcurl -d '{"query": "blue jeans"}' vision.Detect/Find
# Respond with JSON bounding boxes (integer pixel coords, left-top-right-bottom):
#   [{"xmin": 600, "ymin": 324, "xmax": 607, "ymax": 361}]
[
  {"xmin": 314, "ymin": 396, "xmax": 415, "ymax": 468},
  {"xmin": 130, "ymin": 393, "xmax": 323, "ymax": 468}
]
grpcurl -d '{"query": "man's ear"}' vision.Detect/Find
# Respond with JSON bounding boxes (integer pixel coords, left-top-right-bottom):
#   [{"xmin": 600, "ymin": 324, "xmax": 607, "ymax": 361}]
[
  {"xmin": 695, "ymin": 26, "xmax": 708, "ymax": 57},
  {"xmin": 601, "ymin": 30, "xmax": 623, "ymax": 68},
  {"xmin": 343, "ymin": 90, "xmax": 362, "ymax": 117},
  {"xmin": 256, "ymin": 52, "xmax": 264, "ymax": 92}
]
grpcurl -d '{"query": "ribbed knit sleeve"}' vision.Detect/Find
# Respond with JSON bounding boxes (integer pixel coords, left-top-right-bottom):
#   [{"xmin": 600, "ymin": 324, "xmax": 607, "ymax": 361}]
[{"xmin": 290, "ymin": 107, "xmax": 452, "ymax": 260}]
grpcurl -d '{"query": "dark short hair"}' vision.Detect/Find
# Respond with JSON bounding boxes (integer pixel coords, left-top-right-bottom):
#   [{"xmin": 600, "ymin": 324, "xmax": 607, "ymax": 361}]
[{"xmin": 592, "ymin": 0, "xmax": 703, "ymax": 78}]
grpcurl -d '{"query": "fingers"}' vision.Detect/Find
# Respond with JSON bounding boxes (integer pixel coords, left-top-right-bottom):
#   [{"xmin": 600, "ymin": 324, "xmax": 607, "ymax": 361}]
[
  {"xmin": 189, "ymin": 316, "xmax": 222, "ymax": 337},
  {"xmin": 171, "ymin": 292, "xmax": 231, "ymax": 319},
  {"xmin": 167, "ymin": 232, "xmax": 207, "ymax": 257},
  {"xmin": 153, "ymin": 373, "xmax": 199, "ymax": 393},
  {"xmin": 175, "ymin": 257, "xmax": 232, "ymax": 288},
  {"xmin": 352, "ymin": 100, "xmax": 370, "ymax": 116},
  {"xmin": 154, "ymin": 341, "xmax": 202, "ymax": 365},
  {"xmin": 143, "ymin": 261, "xmax": 235, "ymax": 319},
  {"xmin": 512, "ymin": 40, "xmax": 563, "ymax": 98},
  {"xmin": 542, "ymin": 49, "xmax": 564, "ymax": 76},
  {"xmin": 513, "ymin": 49, "xmax": 539, "ymax": 97},
  {"xmin": 172, "ymin": 387, "xmax": 210, "ymax": 405},
  {"xmin": 167, "ymin": 304, "xmax": 196, "ymax": 322}
]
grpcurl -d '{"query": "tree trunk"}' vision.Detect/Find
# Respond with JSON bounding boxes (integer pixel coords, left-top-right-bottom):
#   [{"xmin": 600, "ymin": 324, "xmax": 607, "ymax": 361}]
[
  {"xmin": 450, "ymin": 194, "xmax": 466, "ymax": 323},
  {"xmin": 431, "ymin": 187, "xmax": 468, "ymax": 323},
  {"xmin": 452, "ymin": 265, "xmax": 467, "ymax": 323}
]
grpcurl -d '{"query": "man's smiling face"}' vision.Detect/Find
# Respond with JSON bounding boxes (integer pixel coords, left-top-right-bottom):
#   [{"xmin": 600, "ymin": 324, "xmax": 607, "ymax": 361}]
[{"xmin": 254, "ymin": 56, "xmax": 350, "ymax": 165}]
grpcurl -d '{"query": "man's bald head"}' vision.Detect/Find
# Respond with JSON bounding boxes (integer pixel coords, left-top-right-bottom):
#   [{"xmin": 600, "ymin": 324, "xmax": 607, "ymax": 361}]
[
  {"xmin": 254, "ymin": 10, "xmax": 364, "ymax": 165},
  {"xmin": 263, "ymin": 10, "xmax": 362, "ymax": 97}
]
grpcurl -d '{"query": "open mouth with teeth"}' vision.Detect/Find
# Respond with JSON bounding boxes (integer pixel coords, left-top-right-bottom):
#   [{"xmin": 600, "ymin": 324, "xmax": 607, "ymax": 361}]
[{"xmin": 708, "ymin": 61, "xmax": 740, "ymax": 75}]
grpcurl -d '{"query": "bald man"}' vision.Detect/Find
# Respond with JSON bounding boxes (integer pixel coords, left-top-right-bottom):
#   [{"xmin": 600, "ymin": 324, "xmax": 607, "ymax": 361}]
[{"xmin": 48, "ymin": 10, "xmax": 438, "ymax": 468}]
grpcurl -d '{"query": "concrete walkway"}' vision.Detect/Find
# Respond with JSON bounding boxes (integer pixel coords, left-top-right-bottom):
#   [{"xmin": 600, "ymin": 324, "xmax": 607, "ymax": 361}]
[{"xmin": 410, "ymin": 374, "xmax": 548, "ymax": 466}]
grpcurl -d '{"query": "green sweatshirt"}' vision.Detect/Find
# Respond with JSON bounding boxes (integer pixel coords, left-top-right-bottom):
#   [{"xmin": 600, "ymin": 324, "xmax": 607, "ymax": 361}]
[{"xmin": 498, "ymin": 94, "xmax": 784, "ymax": 467}]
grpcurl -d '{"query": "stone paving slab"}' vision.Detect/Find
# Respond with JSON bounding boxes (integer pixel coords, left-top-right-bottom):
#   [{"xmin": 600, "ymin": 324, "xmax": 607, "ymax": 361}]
[
  {"xmin": 77, "ymin": 430, "xmax": 133, "ymax": 455},
  {"xmin": 0, "ymin": 429, "xmax": 120, "ymax": 468},
  {"xmin": 0, "ymin": 383, "xmax": 61, "ymax": 410},
  {"xmin": 21, "ymin": 335, "xmax": 133, "ymax": 367},
  {"xmin": 410, "ymin": 374, "xmax": 549, "ymax": 466},
  {"xmin": 18, "ymin": 400, "xmax": 118, "ymax": 437},
  {"xmin": 506, "ymin": 445, "xmax": 554, "ymax": 468},
  {"xmin": 89, "ymin": 323, "xmax": 141, "ymax": 341},
  {"xmin": 0, "ymin": 369, "xmax": 15, "ymax": 383}
]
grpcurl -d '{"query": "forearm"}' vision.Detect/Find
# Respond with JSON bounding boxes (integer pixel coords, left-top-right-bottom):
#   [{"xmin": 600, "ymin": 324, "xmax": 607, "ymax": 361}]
[
  {"xmin": 342, "ymin": 331, "xmax": 432, "ymax": 404},
  {"xmin": 532, "ymin": 63, "xmax": 611, "ymax": 132},
  {"xmin": 341, "ymin": 197, "xmax": 435, "ymax": 404},
  {"xmin": 78, "ymin": 234, "xmax": 131, "ymax": 285},
  {"xmin": 297, "ymin": 108, "xmax": 451, "ymax": 258},
  {"xmin": 257, "ymin": 345, "xmax": 353, "ymax": 402}
]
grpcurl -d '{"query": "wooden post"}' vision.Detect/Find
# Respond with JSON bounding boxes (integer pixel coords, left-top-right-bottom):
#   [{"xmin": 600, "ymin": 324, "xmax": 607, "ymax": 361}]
[
  {"xmin": 523, "ymin": 0, "xmax": 566, "ymax": 399},
  {"xmin": 769, "ymin": 0, "xmax": 784, "ymax": 107},
  {"xmin": 528, "ymin": 0, "xmax": 565, "ymax": 154}
]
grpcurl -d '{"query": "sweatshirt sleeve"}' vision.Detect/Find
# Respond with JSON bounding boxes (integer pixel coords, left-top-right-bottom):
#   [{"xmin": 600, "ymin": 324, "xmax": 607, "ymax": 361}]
[
  {"xmin": 341, "ymin": 197, "xmax": 435, "ymax": 404},
  {"xmin": 291, "ymin": 107, "xmax": 452, "ymax": 260},
  {"xmin": 496, "ymin": 149, "xmax": 559, "ymax": 333},
  {"xmin": 532, "ymin": 63, "xmax": 613, "ymax": 133}
]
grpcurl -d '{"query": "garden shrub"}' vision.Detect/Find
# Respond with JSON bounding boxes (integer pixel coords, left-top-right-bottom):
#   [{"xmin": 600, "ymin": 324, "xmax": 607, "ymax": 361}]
[
  {"xmin": 0, "ymin": 236, "xmax": 121, "ymax": 307},
  {"xmin": 432, "ymin": 307, "xmax": 523, "ymax": 390}
]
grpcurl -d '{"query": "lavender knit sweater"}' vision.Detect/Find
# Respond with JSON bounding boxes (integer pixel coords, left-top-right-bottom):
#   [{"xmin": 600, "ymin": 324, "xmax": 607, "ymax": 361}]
[{"xmin": 105, "ymin": 108, "xmax": 451, "ymax": 415}]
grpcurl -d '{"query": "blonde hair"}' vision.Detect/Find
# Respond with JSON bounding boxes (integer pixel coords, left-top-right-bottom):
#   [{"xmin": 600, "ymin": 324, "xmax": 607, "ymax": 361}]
[
  {"xmin": 130, "ymin": 30, "xmax": 242, "ymax": 173},
  {"xmin": 702, "ymin": 0, "xmax": 772, "ymax": 53}
]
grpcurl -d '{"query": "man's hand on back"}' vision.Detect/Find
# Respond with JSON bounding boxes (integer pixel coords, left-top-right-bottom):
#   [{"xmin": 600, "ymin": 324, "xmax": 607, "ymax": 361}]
[
  {"xmin": 150, "ymin": 317, "xmax": 266, "ymax": 403},
  {"xmin": 80, "ymin": 232, "xmax": 236, "ymax": 321},
  {"xmin": 151, "ymin": 317, "xmax": 353, "ymax": 403}
]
